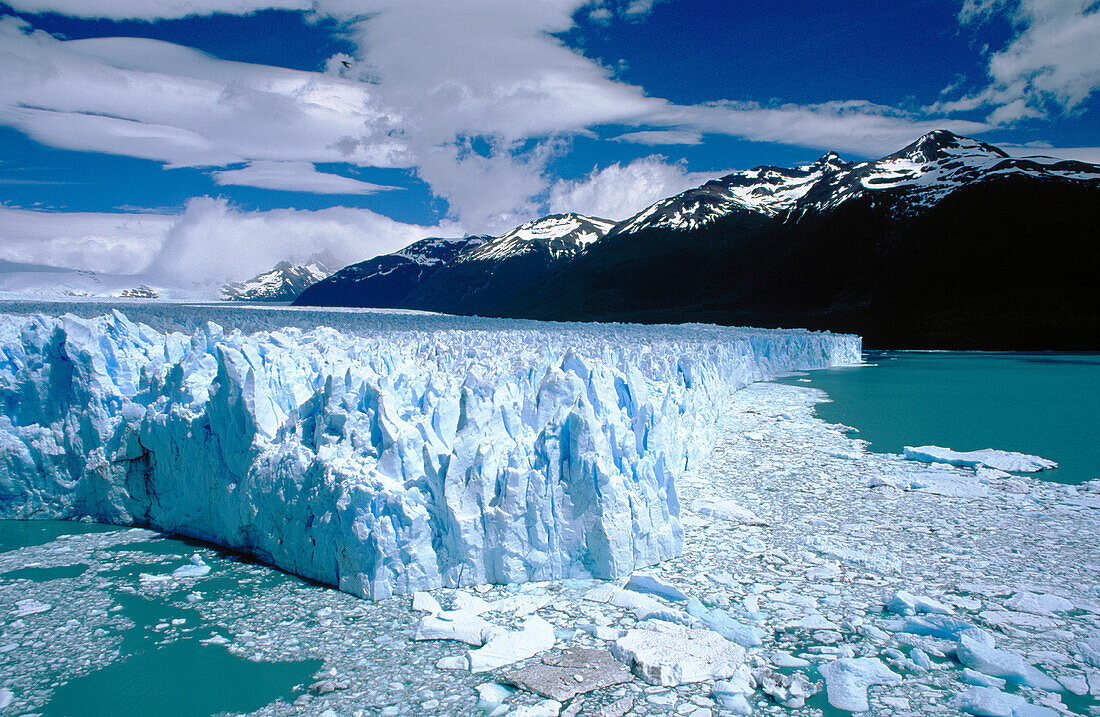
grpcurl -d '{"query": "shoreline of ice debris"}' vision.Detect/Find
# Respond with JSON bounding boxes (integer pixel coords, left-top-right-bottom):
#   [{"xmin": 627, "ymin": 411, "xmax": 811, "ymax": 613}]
[
  {"xmin": 0, "ymin": 307, "xmax": 859, "ymax": 599},
  {"xmin": 2, "ymin": 379, "xmax": 1097, "ymax": 716}
]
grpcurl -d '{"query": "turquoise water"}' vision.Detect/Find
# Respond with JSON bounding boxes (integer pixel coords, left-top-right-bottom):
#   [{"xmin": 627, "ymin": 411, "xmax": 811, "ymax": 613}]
[
  {"xmin": 778, "ymin": 352, "xmax": 1100, "ymax": 484},
  {"xmin": 0, "ymin": 521, "xmax": 323, "ymax": 717}
]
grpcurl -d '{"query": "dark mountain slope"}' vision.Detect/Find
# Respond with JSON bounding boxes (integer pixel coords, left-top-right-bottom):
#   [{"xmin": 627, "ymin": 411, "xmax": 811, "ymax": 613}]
[{"xmin": 502, "ymin": 176, "xmax": 1099, "ymax": 349}]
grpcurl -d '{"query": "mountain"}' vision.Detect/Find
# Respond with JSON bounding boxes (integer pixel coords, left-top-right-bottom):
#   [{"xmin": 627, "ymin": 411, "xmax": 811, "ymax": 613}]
[
  {"xmin": 294, "ymin": 236, "xmax": 488, "ymax": 308},
  {"xmin": 297, "ymin": 131, "xmax": 1099, "ymax": 349},
  {"xmin": 222, "ymin": 258, "xmax": 333, "ymax": 302},
  {"xmin": 294, "ymin": 213, "xmax": 615, "ymax": 312},
  {"xmin": 512, "ymin": 131, "xmax": 1099, "ymax": 348}
]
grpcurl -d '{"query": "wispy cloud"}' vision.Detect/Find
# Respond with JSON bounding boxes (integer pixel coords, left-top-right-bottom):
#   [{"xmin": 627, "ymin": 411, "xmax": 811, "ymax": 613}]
[
  {"xmin": 548, "ymin": 156, "xmax": 724, "ymax": 221},
  {"xmin": 935, "ymin": 0, "xmax": 1100, "ymax": 122},
  {"xmin": 211, "ymin": 161, "xmax": 402, "ymax": 194}
]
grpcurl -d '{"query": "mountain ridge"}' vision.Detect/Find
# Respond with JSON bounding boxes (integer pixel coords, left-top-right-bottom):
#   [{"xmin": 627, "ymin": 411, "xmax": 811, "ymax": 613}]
[{"xmin": 294, "ymin": 130, "xmax": 1100, "ymax": 349}]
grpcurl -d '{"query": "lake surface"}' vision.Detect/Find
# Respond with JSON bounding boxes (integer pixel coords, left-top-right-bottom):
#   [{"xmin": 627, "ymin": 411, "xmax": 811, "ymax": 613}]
[{"xmin": 778, "ymin": 351, "xmax": 1100, "ymax": 484}]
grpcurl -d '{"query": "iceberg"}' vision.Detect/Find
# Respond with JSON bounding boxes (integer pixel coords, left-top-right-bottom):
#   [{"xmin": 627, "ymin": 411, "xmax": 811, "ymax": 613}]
[
  {"xmin": 903, "ymin": 446, "xmax": 1057, "ymax": 472},
  {"xmin": 0, "ymin": 306, "xmax": 859, "ymax": 598}
]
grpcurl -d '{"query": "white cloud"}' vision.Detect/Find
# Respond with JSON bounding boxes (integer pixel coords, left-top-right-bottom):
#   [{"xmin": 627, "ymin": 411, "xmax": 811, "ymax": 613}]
[
  {"xmin": 948, "ymin": 0, "xmax": 1100, "ymax": 121},
  {"xmin": 211, "ymin": 161, "xmax": 401, "ymax": 194},
  {"xmin": 2, "ymin": 0, "xmax": 310, "ymax": 20},
  {"xmin": 147, "ymin": 197, "xmax": 448, "ymax": 285},
  {"xmin": 999, "ymin": 143, "xmax": 1100, "ymax": 163},
  {"xmin": 612, "ymin": 129, "xmax": 704, "ymax": 145},
  {"xmin": 0, "ymin": 199, "xmax": 457, "ymax": 284},
  {"xmin": 548, "ymin": 156, "xmax": 723, "ymax": 221},
  {"xmin": 0, "ymin": 19, "xmax": 408, "ymax": 169},
  {"xmin": 0, "ymin": 206, "xmax": 174, "ymax": 273}
]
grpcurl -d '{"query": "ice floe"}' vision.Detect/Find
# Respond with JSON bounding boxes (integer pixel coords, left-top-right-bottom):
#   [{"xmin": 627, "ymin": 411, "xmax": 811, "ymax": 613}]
[{"xmin": 904, "ymin": 445, "xmax": 1058, "ymax": 472}]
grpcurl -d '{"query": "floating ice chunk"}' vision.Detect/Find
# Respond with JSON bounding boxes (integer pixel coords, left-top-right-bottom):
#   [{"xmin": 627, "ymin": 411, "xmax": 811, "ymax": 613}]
[
  {"xmin": 171, "ymin": 554, "xmax": 211, "ymax": 579},
  {"xmin": 685, "ymin": 599, "xmax": 763, "ymax": 647},
  {"xmin": 903, "ymin": 446, "xmax": 1057, "ymax": 473},
  {"xmin": 782, "ymin": 614, "xmax": 840, "ymax": 632},
  {"xmin": 453, "ymin": 592, "xmax": 492, "ymax": 615},
  {"xmin": 199, "ymin": 634, "xmax": 231, "ymax": 646},
  {"xmin": 1004, "ymin": 592, "xmax": 1075, "ymax": 616},
  {"xmin": 773, "ymin": 650, "xmax": 811, "ymax": 667},
  {"xmin": 886, "ymin": 590, "xmax": 952, "ymax": 616},
  {"xmin": 625, "ymin": 574, "xmax": 689, "ymax": 602},
  {"xmin": 412, "ymin": 591, "xmax": 443, "ymax": 614},
  {"xmin": 467, "ymin": 616, "xmax": 555, "ymax": 672},
  {"xmin": 980, "ymin": 610, "xmax": 1057, "ymax": 630},
  {"xmin": 951, "ymin": 686, "xmax": 1059, "ymax": 717},
  {"xmin": 0, "ymin": 688, "xmax": 12, "ymax": 709},
  {"xmin": 957, "ymin": 630, "xmax": 1063, "ymax": 692},
  {"xmin": 612, "ymin": 622, "xmax": 747, "ymax": 686},
  {"xmin": 908, "ymin": 471, "xmax": 990, "ymax": 498},
  {"xmin": 818, "ymin": 658, "xmax": 902, "ymax": 712},
  {"xmin": 962, "ymin": 668, "xmax": 1007, "ymax": 688},
  {"xmin": 1078, "ymin": 638, "xmax": 1100, "ymax": 668},
  {"xmin": 510, "ymin": 700, "xmax": 561, "ymax": 717},
  {"xmin": 12, "ymin": 599, "xmax": 51, "ymax": 617},
  {"xmin": 475, "ymin": 682, "xmax": 514, "ymax": 714},
  {"xmin": 690, "ymin": 498, "xmax": 767, "ymax": 525},
  {"xmin": 712, "ymin": 690, "xmax": 752, "ymax": 715},
  {"xmin": 485, "ymin": 594, "xmax": 550, "ymax": 616},
  {"xmin": 713, "ymin": 673, "xmax": 755, "ymax": 714},
  {"xmin": 753, "ymin": 669, "xmax": 816, "ymax": 709},
  {"xmin": 414, "ymin": 611, "xmax": 502, "ymax": 646},
  {"xmin": 911, "ymin": 648, "xmax": 934, "ymax": 670},
  {"xmin": 887, "ymin": 614, "xmax": 976, "ymax": 641}
]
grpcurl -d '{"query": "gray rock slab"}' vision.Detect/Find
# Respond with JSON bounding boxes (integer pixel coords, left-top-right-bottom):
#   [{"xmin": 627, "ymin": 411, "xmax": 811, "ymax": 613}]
[{"xmin": 498, "ymin": 646, "xmax": 633, "ymax": 701}]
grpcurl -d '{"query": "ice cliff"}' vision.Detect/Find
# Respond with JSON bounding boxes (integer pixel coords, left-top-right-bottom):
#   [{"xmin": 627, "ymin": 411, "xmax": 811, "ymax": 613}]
[{"xmin": 0, "ymin": 307, "xmax": 859, "ymax": 599}]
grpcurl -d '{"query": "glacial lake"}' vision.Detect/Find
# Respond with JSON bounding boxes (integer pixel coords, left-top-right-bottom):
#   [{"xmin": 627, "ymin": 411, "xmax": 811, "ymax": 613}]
[{"xmin": 777, "ymin": 351, "xmax": 1100, "ymax": 485}]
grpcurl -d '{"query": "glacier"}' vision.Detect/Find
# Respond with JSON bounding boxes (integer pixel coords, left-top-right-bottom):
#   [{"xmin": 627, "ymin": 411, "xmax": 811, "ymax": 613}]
[{"xmin": 0, "ymin": 304, "xmax": 859, "ymax": 599}]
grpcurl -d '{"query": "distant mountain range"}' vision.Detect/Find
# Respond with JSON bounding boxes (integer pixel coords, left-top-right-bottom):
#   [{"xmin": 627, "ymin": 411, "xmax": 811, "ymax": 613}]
[
  {"xmin": 295, "ymin": 131, "xmax": 1099, "ymax": 349},
  {"xmin": 222, "ymin": 257, "xmax": 334, "ymax": 302}
]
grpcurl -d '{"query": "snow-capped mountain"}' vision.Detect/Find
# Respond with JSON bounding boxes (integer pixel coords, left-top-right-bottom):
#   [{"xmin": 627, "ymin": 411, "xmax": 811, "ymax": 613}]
[
  {"xmin": 611, "ymin": 130, "xmax": 1099, "ymax": 236},
  {"xmin": 222, "ymin": 258, "xmax": 333, "ymax": 302},
  {"xmin": 296, "ymin": 131, "xmax": 1098, "ymax": 348},
  {"xmin": 457, "ymin": 213, "xmax": 616, "ymax": 264},
  {"xmin": 294, "ymin": 236, "xmax": 489, "ymax": 308},
  {"xmin": 295, "ymin": 214, "xmax": 613, "ymax": 312}
]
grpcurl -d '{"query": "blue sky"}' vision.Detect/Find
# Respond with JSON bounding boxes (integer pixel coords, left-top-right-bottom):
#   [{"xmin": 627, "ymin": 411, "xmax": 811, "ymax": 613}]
[{"xmin": 0, "ymin": 0, "xmax": 1097, "ymax": 286}]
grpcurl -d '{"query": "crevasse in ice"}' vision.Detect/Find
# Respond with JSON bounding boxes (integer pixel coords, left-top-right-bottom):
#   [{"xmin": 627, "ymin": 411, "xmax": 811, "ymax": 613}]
[{"xmin": 0, "ymin": 308, "xmax": 859, "ymax": 598}]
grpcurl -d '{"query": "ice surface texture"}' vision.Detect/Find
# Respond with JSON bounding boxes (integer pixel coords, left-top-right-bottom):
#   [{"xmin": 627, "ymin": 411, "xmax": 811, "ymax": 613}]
[{"xmin": 0, "ymin": 307, "xmax": 858, "ymax": 598}]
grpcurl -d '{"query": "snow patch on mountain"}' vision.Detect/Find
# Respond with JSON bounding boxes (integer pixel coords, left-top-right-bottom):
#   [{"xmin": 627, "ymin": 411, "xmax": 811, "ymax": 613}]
[
  {"xmin": 458, "ymin": 213, "xmax": 616, "ymax": 263},
  {"xmin": 612, "ymin": 130, "xmax": 1100, "ymax": 235},
  {"xmin": 0, "ymin": 307, "xmax": 858, "ymax": 599},
  {"xmin": 222, "ymin": 258, "xmax": 333, "ymax": 302}
]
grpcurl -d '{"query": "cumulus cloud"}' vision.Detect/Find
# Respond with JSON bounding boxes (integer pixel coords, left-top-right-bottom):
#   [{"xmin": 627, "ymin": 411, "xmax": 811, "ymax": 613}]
[
  {"xmin": 548, "ymin": 156, "xmax": 723, "ymax": 221},
  {"xmin": 0, "ymin": 206, "xmax": 174, "ymax": 273},
  {"xmin": 146, "ymin": 197, "xmax": 448, "ymax": 285},
  {"xmin": 941, "ymin": 0, "xmax": 1100, "ymax": 122},
  {"xmin": 211, "ymin": 161, "xmax": 401, "ymax": 194},
  {"xmin": 0, "ymin": 199, "xmax": 455, "ymax": 284}
]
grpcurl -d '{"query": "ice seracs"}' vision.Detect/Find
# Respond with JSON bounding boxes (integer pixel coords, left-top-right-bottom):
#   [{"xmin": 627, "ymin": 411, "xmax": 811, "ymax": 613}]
[{"xmin": 0, "ymin": 307, "xmax": 859, "ymax": 599}]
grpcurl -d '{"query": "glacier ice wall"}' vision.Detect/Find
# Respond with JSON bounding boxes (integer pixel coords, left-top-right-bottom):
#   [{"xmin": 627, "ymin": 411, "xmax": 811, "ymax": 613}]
[{"xmin": 0, "ymin": 307, "xmax": 859, "ymax": 599}]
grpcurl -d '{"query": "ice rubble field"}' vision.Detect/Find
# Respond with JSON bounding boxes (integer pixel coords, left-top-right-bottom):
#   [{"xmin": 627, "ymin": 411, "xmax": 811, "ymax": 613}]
[
  {"xmin": 0, "ymin": 303, "xmax": 859, "ymax": 599},
  {"xmin": 1, "ymin": 381, "xmax": 1098, "ymax": 717}
]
